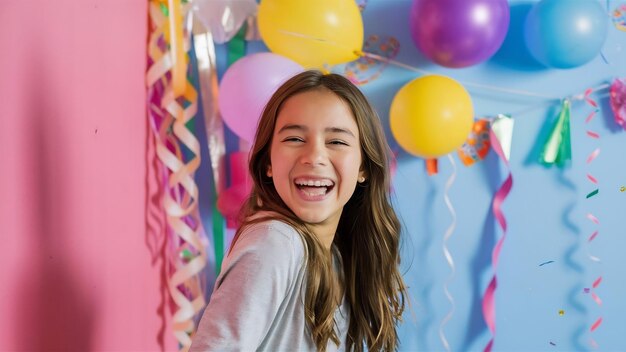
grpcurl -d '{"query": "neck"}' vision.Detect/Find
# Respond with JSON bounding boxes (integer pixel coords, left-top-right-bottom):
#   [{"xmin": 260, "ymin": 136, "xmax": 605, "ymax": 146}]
[{"xmin": 308, "ymin": 222, "xmax": 338, "ymax": 250}]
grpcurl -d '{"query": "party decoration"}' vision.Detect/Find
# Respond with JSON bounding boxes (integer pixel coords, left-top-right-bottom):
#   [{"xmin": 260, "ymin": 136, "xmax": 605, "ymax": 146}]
[
  {"xmin": 192, "ymin": 0, "xmax": 257, "ymax": 43},
  {"xmin": 426, "ymin": 159, "xmax": 438, "ymax": 176},
  {"xmin": 390, "ymin": 75, "xmax": 474, "ymax": 158},
  {"xmin": 439, "ymin": 155, "xmax": 458, "ymax": 352},
  {"xmin": 458, "ymin": 118, "xmax": 491, "ymax": 166},
  {"xmin": 193, "ymin": 30, "xmax": 227, "ymax": 274},
  {"xmin": 356, "ymin": 0, "xmax": 368, "ymax": 11},
  {"xmin": 218, "ymin": 52, "xmax": 303, "ymax": 143},
  {"xmin": 409, "ymin": 0, "xmax": 510, "ymax": 68},
  {"xmin": 609, "ymin": 78, "xmax": 626, "ymax": 130},
  {"xmin": 524, "ymin": 0, "xmax": 609, "ymax": 68},
  {"xmin": 257, "ymin": 0, "xmax": 363, "ymax": 68},
  {"xmin": 540, "ymin": 100, "xmax": 571, "ymax": 167},
  {"xmin": 217, "ymin": 151, "xmax": 253, "ymax": 229},
  {"xmin": 582, "ymin": 88, "xmax": 603, "ymax": 349},
  {"xmin": 612, "ymin": 3, "xmax": 626, "ymax": 31},
  {"xmin": 148, "ymin": 1, "xmax": 208, "ymax": 349},
  {"xmin": 344, "ymin": 34, "xmax": 400, "ymax": 85},
  {"xmin": 483, "ymin": 115, "xmax": 514, "ymax": 352}
]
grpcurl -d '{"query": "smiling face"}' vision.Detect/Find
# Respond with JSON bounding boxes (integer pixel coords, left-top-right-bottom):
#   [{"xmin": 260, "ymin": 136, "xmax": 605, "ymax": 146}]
[{"xmin": 269, "ymin": 88, "xmax": 364, "ymax": 240}]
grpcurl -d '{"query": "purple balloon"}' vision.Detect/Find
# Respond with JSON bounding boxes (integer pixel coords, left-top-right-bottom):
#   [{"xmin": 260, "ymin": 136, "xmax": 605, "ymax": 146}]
[
  {"xmin": 219, "ymin": 53, "xmax": 303, "ymax": 143},
  {"xmin": 410, "ymin": 0, "xmax": 510, "ymax": 68}
]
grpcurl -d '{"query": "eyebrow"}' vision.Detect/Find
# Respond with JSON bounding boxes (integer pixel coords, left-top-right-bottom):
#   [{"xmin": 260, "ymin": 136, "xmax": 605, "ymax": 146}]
[{"xmin": 277, "ymin": 124, "xmax": 356, "ymax": 138}]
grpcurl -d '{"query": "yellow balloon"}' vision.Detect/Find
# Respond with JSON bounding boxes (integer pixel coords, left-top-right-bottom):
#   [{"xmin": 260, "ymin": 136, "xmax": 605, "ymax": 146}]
[
  {"xmin": 390, "ymin": 75, "xmax": 474, "ymax": 158},
  {"xmin": 258, "ymin": 0, "xmax": 363, "ymax": 68}
]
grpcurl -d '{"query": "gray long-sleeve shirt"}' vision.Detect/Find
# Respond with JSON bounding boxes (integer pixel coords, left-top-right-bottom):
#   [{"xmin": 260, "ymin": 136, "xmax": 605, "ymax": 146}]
[{"xmin": 190, "ymin": 219, "xmax": 349, "ymax": 351}]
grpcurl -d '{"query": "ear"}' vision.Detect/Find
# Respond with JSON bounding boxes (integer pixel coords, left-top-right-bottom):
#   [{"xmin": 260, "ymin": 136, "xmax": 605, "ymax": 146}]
[
  {"xmin": 266, "ymin": 165, "xmax": 272, "ymax": 178},
  {"xmin": 358, "ymin": 170, "xmax": 366, "ymax": 183}
]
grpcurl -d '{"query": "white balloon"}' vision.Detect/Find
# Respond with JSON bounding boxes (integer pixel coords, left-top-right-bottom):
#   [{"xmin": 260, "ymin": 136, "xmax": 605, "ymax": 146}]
[{"xmin": 193, "ymin": 0, "xmax": 257, "ymax": 43}]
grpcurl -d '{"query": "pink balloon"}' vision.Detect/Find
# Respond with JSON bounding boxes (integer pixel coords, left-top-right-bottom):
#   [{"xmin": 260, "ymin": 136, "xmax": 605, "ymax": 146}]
[{"xmin": 218, "ymin": 53, "xmax": 303, "ymax": 142}]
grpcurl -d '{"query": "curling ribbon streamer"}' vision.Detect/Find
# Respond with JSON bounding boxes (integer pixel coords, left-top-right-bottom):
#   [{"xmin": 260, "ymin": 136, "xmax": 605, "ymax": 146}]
[
  {"xmin": 540, "ymin": 99, "xmax": 571, "ymax": 167},
  {"xmin": 438, "ymin": 154, "xmax": 457, "ymax": 352},
  {"xmin": 193, "ymin": 29, "xmax": 227, "ymax": 275},
  {"xmin": 583, "ymin": 88, "xmax": 603, "ymax": 348},
  {"xmin": 483, "ymin": 114, "xmax": 515, "ymax": 352},
  {"xmin": 148, "ymin": 1, "xmax": 208, "ymax": 349}
]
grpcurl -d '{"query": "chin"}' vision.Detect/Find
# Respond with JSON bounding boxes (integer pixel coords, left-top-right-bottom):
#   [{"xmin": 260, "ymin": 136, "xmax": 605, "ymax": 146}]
[{"xmin": 294, "ymin": 209, "xmax": 333, "ymax": 225}]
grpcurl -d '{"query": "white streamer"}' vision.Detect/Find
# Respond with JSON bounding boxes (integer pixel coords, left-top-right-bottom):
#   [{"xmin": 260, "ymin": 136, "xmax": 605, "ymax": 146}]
[{"xmin": 439, "ymin": 154, "xmax": 458, "ymax": 352}]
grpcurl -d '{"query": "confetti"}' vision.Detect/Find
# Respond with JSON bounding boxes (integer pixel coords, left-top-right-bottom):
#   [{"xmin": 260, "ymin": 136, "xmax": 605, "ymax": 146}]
[
  {"xmin": 559, "ymin": 310, "xmax": 565, "ymax": 316},
  {"xmin": 539, "ymin": 260, "xmax": 555, "ymax": 266},
  {"xmin": 584, "ymin": 288, "xmax": 590, "ymax": 294},
  {"xmin": 612, "ymin": 4, "xmax": 626, "ymax": 32},
  {"xmin": 586, "ymin": 189, "xmax": 599, "ymax": 198},
  {"xmin": 620, "ymin": 186, "xmax": 625, "ymax": 192},
  {"xmin": 344, "ymin": 34, "xmax": 400, "ymax": 85},
  {"xmin": 550, "ymin": 341, "xmax": 556, "ymax": 346}
]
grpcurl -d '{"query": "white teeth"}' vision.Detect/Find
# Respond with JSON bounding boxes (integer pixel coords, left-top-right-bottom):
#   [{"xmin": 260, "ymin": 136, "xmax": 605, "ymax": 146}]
[
  {"xmin": 301, "ymin": 187, "xmax": 327, "ymax": 197},
  {"xmin": 295, "ymin": 179, "xmax": 333, "ymax": 187}
]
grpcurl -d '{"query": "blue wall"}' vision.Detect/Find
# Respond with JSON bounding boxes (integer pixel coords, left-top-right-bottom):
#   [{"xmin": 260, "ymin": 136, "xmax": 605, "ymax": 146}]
[{"xmin": 200, "ymin": 0, "xmax": 626, "ymax": 350}]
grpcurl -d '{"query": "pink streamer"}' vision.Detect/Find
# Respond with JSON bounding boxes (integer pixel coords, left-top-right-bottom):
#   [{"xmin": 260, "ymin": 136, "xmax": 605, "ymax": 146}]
[
  {"xmin": 583, "ymin": 88, "xmax": 603, "ymax": 349},
  {"xmin": 482, "ymin": 127, "xmax": 514, "ymax": 352}
]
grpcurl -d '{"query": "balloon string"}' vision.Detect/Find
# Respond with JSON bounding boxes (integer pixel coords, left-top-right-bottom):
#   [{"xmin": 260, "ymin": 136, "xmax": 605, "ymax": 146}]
[
  {"xmin": 438, "ymin": 154, "xmax": 457, "ymax": 352},
  {"xmin": 273, "ymin": 29, "xmax": 612, "ymax": 102},
  {"xmin": 583, "ymin": 88, "xmax": 603, "ymax": 349},
  {"xmin": 483, "ymin": 126, "xmax": 514, "ymax": 352},
  {"xmin": 359, "ymin": 51, "xmax": 611, "ymax": 101}
]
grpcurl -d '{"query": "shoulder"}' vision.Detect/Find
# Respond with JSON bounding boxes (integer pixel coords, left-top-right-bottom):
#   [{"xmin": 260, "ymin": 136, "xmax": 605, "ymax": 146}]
[{"xmin": 226, "ymin": 219, "xmax": 306, "ymax": 271}]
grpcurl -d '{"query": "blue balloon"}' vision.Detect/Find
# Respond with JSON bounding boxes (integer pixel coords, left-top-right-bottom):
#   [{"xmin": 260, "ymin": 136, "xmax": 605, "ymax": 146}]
[{"xmin": 524, "ymin": 0, "xmax": 608, "ymax": 69}]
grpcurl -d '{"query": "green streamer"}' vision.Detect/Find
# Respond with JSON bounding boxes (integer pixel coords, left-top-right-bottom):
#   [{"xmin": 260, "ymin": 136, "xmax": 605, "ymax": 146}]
[
  {"xmin": 586, "ymin": 189, "xmax": 599, "ymax": 199},
  {"xmin": 212, "ymin": 192, "xmax": 225, "ymax": 275},
  {"xmin": 227, "ymin": 23, "xmax": 247, "ymax": 66},
  {"xmin": 540, "ymin": 100, "xmax": 571, "ymax": 167},
  {"xmin": 159, "ymin": 2, "xmax": 168, "ymax": 17}
]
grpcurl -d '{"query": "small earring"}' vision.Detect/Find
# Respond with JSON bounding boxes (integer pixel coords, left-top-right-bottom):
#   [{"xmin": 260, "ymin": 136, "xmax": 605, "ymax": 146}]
[
  {"xmin": 358, "ymin": 176, "xmax": 365, "ymax": 183},
  {"xmin": 267, "ymin": 169, "xmax": 272, "ymax": 178}
]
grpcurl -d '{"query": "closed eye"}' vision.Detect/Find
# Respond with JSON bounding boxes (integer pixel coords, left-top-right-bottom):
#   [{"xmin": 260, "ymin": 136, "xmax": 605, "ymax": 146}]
[
  {"xmin": 328, "ymin": 140, "xmax": 349, "ymax": 146},
  {"xmin": 282, "ymin": 136, "xmax": 304, "ymax": 143}
]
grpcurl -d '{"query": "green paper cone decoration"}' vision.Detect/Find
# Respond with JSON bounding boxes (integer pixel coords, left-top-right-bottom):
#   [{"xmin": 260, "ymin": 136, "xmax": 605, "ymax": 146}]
[{"xmin": 540, "ymin": 99, "xmax": 572, "ymax": 167}]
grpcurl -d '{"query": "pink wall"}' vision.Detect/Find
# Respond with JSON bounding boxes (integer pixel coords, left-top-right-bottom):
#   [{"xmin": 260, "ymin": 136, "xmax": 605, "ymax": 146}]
[{"xmin": 0, "ymin": 1, "xmax": 176, "ymax": 350}]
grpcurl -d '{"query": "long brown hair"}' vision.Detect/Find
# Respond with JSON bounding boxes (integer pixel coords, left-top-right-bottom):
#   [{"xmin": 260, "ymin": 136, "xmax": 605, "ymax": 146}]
[{"xmin": 232, "ymin": 70, "xmax": 407, "ymax": 351}]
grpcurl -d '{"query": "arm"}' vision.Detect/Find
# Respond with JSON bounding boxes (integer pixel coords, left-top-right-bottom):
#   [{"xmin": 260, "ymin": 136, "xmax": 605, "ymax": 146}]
[{"xmin": 190, "ymin": 223, "xmax": 303, "ymax": 351}]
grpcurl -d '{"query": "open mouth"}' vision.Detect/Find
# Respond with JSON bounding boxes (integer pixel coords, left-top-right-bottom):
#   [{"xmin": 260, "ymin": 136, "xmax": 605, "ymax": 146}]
[{"xmin": 294, "ymin": 178, "xmax": 335, "ymax": 197}]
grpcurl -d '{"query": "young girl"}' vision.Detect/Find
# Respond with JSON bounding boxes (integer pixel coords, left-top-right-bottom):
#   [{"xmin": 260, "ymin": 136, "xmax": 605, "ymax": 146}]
[{"xmin": 190, "ymin": 70, "xmax": 407, "ymax": 351}]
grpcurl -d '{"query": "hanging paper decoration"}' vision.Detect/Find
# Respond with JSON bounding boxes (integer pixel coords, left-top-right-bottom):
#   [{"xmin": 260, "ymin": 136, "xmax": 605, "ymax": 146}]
[
  {"xmin": 612, "ymin": 3, "xmax": 626, "ymax": 31},
  {"xmin": 609, "ymin": 78, "xmax": 626, "ymax": 130},
  {"xmin": 540, "ymin": 99, "xmax": 571, "ymax": 167},
  {"xmin": 147, "ymin": 0, "xmax": 208, "ymax": 349},
  {"xmin": 438, "ymin": 154, "xmax": 458, "ymax": 352},
  {"xmin": 582, "ymin": 88, "xmax": 603, "ymax": 349},
  {"xmin": 426, "ymin": 158, "xmax": 438, "ymax": 176},
  {"xmin": 345, "ymin": 34, "xmax": 400, "ymax": 85},
  {"xmin": 458, "ymin": 118, "xmax": 491, "ymax": 166},
  {"xmin": 483, "ymin": 114, "xmax": 514, "ymax": 352}
]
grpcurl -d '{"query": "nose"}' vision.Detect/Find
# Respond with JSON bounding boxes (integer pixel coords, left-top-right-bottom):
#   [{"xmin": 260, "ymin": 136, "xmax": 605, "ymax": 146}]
[{"xmin": 300, "ymin": 139, "xmax": 327, "ymax": 166}]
